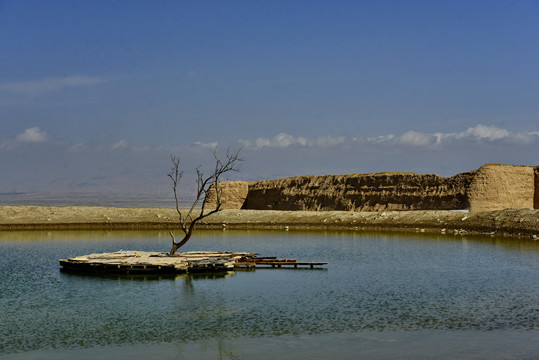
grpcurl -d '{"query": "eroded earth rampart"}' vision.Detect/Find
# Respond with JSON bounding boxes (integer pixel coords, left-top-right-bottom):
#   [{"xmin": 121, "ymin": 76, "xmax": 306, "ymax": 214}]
[{"xmin": 205, "ymin": 164, "xmax": 539, "ymax": 212}]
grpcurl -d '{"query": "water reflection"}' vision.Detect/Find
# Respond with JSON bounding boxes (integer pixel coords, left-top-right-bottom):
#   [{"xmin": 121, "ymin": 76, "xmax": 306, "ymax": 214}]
[
  {"xmin": 59, "ymin": 270, "xmax": 236, "ymax": 282},
  {"xmin": 0, "ymin": 230, "xmax": 538, "ymax": 358},
  {"xmin": 1, "ymin": 228, "xmax": 537, "ymax": 252},
  {"xmin": 0, "ymin": 229, "xmax": 172, "ymax": 243}
]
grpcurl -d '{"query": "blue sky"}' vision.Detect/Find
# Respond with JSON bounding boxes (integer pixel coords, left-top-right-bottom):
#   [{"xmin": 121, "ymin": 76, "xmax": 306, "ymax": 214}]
[{"xmin": 1, "ymin": 0, "xmax": 538, "ymax": 198}]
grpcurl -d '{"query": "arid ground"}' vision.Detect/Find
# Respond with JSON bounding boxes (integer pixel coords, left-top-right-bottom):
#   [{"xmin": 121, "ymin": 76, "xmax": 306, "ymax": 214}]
[{"xmin": 0, "ymin": 206, "xmax": 537, "ymax": 239}]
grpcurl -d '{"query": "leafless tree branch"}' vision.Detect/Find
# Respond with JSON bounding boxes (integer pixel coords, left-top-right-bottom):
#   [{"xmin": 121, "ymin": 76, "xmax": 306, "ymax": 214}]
[{"xmin": 168, "ymin": 147, "xmax": 243, "ymax": 255}]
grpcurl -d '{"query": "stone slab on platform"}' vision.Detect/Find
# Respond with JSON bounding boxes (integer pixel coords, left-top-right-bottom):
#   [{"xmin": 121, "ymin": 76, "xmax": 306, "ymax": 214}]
[
  {"xmin": 59, "ymin": 250, "xmax": 328, "ymax": 274},
  {"xmin": 59, "ymin": 251, "xmax": 256, "ymax": 274}
]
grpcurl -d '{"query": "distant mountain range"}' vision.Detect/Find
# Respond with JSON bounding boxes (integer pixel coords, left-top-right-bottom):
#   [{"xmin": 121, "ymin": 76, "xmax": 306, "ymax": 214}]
[{"xmin": 0, "ymin": 191, "xmax": 193, "ymax": 208}]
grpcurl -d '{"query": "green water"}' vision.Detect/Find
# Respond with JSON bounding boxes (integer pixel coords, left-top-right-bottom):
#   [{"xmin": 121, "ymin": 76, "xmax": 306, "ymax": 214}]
[{"xmin": 1, "ymin": 230, "xmax": 538, "ymax": 359}]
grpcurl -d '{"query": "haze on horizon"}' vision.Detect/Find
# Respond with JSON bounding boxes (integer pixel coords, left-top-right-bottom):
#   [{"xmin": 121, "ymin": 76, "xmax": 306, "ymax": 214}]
[{"xmin": 1, "ymin": 1, "xmax": 538, "ymax": 200}]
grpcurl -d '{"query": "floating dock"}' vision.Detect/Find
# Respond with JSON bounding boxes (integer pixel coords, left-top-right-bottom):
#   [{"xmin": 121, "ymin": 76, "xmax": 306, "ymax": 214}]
[
  {"xmin": 59, "ymin": 251, "xmax": 327, "ymax": 274},
  {"xmin": 236, "ymin": 256, "xmax": 328, "ymax": 269}
]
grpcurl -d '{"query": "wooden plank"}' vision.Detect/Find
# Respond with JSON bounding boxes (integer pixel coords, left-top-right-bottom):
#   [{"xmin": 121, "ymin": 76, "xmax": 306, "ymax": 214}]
[{"xmin": 253, "ymin": 262, "xmax": 327, "ymax": 266}]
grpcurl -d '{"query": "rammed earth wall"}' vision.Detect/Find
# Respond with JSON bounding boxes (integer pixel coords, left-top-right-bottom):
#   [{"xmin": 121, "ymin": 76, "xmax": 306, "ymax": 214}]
[
  {"xmin": 534, "ymin": 166, "xmax": 539, "ymax": 210},
  {"xmin": 467, "ymin": 164, "xmax": 535, "ymax": 212},
  {"xmin": 241, "ymin": 172, "xmax": 476, "ymax": 211},
  {"xmin": 205, "ymin": 164, "xmax": 538, "ymax": 212}
]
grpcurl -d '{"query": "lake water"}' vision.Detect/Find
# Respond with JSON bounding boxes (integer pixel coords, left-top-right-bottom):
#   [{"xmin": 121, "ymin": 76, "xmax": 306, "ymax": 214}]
[{"xmin": 1, "ymin": 230, "xmax": 538, "ymax": 359}]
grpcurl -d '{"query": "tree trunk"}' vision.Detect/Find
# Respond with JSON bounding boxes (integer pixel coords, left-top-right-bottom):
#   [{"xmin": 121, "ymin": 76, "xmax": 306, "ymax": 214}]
[{"xmin": 169, "ymin": 231, "xmax": 193, "ymax": 255}]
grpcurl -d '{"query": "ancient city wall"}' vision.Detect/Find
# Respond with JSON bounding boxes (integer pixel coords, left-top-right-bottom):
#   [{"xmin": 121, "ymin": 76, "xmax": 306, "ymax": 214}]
[
  {"xmin": 205, "ymin": 164, "xmax": 538, "ymax": 212},
  {"xmin": 204, "ymin": 181, "xmax": 250, "ymax": 210},
  {"xmin": 467, "ymin": 164, "xmax": 535, "ymax": 212},
  {"xmin": 242, "ymin": 172, "xmax": 476, "ymax": 211},
  {"xmin": 535, "ymin": 166, "xmax": 539, "ymax": 210}
]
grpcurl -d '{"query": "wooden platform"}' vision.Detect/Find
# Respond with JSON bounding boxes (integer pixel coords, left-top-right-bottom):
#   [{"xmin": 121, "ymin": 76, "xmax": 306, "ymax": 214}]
[
  {"xmin": 59, "ymin": 251, "xmax": 327, "ymax": 274},
  {"xmin": 236, "ymin": 256, "xmax": 328, "ymax": 269}
]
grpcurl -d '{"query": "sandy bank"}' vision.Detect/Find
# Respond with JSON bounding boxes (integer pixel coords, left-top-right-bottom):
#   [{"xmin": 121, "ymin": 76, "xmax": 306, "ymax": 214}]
[{"xmin": 0, "ymin": 206, "xmax": 537, "ymax": 239}]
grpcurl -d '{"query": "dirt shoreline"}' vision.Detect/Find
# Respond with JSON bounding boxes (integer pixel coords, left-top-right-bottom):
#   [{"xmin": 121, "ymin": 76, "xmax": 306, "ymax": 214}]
[{"xmin": 0, "ymin": 205, "xmax": 537, "ymax": 239}]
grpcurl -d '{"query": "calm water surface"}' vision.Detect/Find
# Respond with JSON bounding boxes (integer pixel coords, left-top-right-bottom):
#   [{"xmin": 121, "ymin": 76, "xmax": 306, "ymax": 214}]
[{"xmin": 1, "ymin": 230, "xmax": 538, "ymax": 359}]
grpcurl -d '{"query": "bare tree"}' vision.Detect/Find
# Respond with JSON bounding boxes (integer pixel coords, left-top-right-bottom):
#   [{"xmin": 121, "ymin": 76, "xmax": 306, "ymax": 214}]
[{"xmin": 167, "ymin": 147, "xmax": 242, "ymax": 255}]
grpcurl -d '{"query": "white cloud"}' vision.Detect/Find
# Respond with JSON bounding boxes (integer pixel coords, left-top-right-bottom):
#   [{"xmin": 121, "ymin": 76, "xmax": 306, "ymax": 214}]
[
  {"xmin": 0, "ymin": 76, "xmax": 107, "ymax": 95},
  {"xmin": 272, "ymin": 133, "xmax": 297, "ymax": 147},
  {"xmin": 0, "ymin": 127, "xmax": 55, "ymax": 150},
  {"xmin": 237, "ymin": 124, "xmax": 539, "ymax": 151},
  {"xmin": 240, "ymin": 133, "xmax": 350, "ymax": 149},
  {"xmin": 398, "ymin": 131, "xmax": 435, "ymax": 146},
  {"xmin": 366, "ymin": 134, "xmax": 395, "ymax": 144},
  {"xmin": 111, "ymin": 140, "xmax": 129, "ymax": 150},
  {"xmin": 431, "ymin": 124, "xmax": 539, "ymax": 146},
  {"xmin": 193, "ymin": 141, "xmax": 219, "ymax": 149},
  {"xmin": 15, "ymin": 127, "xmax": 52, "ymax": 143},
  {"xmin": 252, "ymin": 137, "xmax": 270, "ymax": 148},
  {"xmin": 68, "ymin": 143, "xmax": 86, "ymax": 152},
  {"xmin": 240, "ymin": 133, "xmax": 299, "ymax": 148},
  {"xmin": 5, "ymin": 124, "xmax": 534, "ymax": 156},
  {"xmin": 365, "ymin": 124, "xmax": 539, "ymax": 148},
  {"xmin": 455, "ymin": 124, "xmax": 511, "ymax": 141}
]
